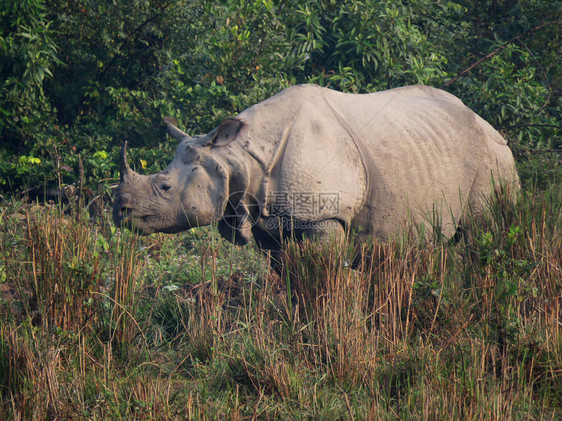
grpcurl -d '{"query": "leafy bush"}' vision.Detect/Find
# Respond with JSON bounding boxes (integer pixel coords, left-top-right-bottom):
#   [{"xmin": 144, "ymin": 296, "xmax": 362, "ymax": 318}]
[
  {"xmin": 284, "ymin": 0, "xmax": 448, "ymax": 91},
  {"xmin": 0, "ymin": 0, "xmax": 559, "ymax": 194},
  {"xmin": 0, "ymin": 0, "xmax": 60, "ymax": 141}
]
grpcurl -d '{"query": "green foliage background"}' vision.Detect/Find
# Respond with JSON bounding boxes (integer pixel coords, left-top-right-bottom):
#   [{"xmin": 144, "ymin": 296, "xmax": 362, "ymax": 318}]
[{"xmin": 0, "ymin": 0, "xmax": 560, "ymax": 192}]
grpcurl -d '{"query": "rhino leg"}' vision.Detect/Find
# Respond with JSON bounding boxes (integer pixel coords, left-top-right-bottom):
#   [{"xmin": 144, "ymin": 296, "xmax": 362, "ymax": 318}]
[
  {"xmin": 252, "ymin": 219, "xmax": 346, "ymax": 274},
  {"xmin": 299, "ymin": 219, "xmax": 346, "ymax": 244},
  {"xmin": 251, "ymin": 228, "xmax": 285, "ymax": 274}
]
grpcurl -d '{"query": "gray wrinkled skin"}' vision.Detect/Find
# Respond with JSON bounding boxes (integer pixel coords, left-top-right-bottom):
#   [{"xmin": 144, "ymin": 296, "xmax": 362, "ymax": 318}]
[{"xmin": 113, "ymin": 84, "xmax": 520, "ymax": 258}]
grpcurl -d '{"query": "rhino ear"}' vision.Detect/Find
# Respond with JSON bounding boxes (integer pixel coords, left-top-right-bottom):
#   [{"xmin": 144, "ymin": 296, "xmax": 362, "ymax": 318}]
[
  {"xmin": 164, "ymin": 117, "xmax": 190, "ymax": 141},
  {"xmin": 209, "ymin": 118, "xmax": 243, "ymax": 147}
]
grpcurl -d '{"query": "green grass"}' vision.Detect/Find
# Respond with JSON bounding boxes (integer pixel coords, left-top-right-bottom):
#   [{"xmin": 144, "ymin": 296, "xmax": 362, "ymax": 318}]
[{"xmin": 0, "ymin": 181, "xmax": 560, "ymax": 419}]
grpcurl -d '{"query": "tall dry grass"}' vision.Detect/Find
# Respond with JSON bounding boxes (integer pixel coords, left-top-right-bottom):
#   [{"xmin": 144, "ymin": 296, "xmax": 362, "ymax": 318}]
[{"xmin": 0, "ymin": 185, "xmax": 560, "ymax": 419}]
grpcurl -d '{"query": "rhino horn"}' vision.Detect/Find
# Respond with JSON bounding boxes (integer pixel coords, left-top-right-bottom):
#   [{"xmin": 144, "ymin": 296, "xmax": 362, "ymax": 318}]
[{"xmin": 119, "ymin": 141, "xmax": 137, "ymax": 182}]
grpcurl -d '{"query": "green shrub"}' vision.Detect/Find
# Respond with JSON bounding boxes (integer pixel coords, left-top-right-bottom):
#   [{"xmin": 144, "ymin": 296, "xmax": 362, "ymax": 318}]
[{"xmin": 0, "ymin": 0, "xmax": 559, "ymax": 196}]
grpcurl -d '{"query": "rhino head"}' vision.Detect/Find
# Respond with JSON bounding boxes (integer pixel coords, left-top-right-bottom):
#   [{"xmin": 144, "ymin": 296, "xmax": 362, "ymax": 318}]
[{"xmin": 113, "ymin": 119, "xmax": 245, "ymax": 235}]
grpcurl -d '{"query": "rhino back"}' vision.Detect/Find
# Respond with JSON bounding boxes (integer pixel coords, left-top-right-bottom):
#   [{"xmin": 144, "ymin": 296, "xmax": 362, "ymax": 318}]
[
  {"xmin": 233, "ymin": 85, "xmax": 516, "ymax": 240},
  {"xmin": 322, "ymin": 85, "xmax": 506, "ymax": 239}
]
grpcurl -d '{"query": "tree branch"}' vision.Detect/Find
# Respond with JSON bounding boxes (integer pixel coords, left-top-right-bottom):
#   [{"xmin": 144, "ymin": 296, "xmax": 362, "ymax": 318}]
[
  {"xmin": 98, "ymin": 1, "xmax": 174, "ymax": 82},
  {"xmin": 440, "ymin": 19, "xmax": 562, "ymax": 88}
]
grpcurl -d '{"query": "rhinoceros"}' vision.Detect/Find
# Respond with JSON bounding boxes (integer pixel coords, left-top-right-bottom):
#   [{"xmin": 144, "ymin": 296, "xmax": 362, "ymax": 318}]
[{"xmin": 113, "ymin": 84, "xmax": 519, "ymax": 263}]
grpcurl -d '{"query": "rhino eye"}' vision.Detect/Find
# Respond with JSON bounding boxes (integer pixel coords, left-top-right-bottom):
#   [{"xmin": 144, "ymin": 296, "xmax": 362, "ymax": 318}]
[{"xmin": 161, "ymin": 184, "xmax": 171, "ymax": 192}]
